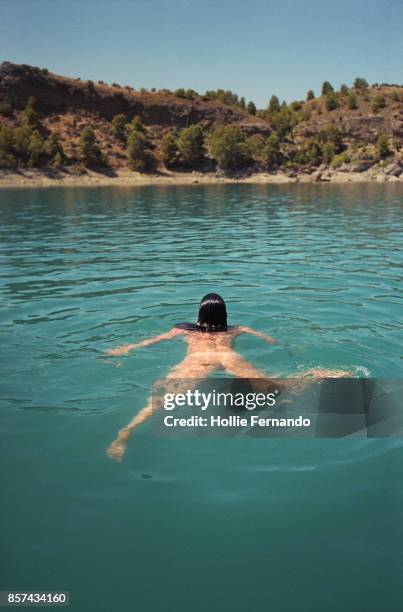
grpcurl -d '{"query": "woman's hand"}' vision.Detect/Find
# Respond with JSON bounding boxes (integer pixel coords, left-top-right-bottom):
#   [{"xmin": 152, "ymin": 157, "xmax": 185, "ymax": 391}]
[{"xmin": 105, "ymin": 344, "xmax": 133, "ymax": 356}]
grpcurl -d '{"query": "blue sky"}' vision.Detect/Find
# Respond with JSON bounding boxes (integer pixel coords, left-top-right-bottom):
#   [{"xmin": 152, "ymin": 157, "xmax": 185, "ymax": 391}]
[{"xmin": 1, "ymin": 0, "xmax": 402, "ymax": 107}]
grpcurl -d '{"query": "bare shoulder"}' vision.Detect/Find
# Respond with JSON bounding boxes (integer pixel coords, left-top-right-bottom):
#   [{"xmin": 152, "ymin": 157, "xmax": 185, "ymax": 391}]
[
  {"xmin": 231, "ymin": 325, "xmax": 249, "ymax": 335},
  {"xmin": 169, "ymin": 326, "xmax": 187, "ymax": 337}
]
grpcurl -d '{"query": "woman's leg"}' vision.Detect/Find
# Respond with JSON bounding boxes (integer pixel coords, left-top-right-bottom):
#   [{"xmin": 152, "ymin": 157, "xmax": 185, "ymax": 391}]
[
  {"xmin": 107, "ymin": 356, "xmax": 218, "ymax": 461},
  {"xmin": 220, "ymin": 353, "xmax": 283, "ymax": 393},
  {"xmin": 221, "ymin": 353, "xmax": 350, "ymax": 393}
]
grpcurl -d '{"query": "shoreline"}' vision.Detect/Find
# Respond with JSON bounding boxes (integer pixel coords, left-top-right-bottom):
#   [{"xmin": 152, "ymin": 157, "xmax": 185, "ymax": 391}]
[{"xmin": 0, "ymin": 168, "xmax": 402, "ymax": 189}]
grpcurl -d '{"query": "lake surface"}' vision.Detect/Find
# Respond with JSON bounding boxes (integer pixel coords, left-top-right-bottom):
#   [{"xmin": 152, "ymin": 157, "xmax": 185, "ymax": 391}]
[{"xmin": 0, "ymin": 183, "xmax": 402, "ymax": 611}]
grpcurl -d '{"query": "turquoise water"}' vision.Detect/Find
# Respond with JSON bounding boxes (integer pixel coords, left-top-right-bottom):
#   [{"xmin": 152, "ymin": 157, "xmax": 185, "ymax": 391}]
[{"xmin": 0, "ymin": 183, "xmax": 402, "ymax": 611}]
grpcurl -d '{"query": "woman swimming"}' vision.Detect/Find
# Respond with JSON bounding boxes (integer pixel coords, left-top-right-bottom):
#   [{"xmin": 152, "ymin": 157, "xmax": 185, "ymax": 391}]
[{"xmin": 105, "ymin": 293, "xmax": 349, "ymax": 461}]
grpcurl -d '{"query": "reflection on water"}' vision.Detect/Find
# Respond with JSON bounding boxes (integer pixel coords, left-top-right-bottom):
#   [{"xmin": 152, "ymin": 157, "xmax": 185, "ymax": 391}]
[{"xmin": 0, "ymin": 184, "xmax": 402, "ymax": 612}]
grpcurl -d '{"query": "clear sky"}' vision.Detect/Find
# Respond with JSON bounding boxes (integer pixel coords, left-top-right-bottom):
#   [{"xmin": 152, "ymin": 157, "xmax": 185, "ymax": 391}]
[{"xmin": 1, "ymin": 0, "xmax": 402, "ymax": 107}]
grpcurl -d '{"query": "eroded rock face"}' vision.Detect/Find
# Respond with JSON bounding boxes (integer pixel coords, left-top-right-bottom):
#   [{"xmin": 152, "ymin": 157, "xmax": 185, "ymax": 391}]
[
  {"xmin": 384, "ymin": 163, "xmax": 402, "ymax": 176},
  {"xmin": 294, "ymin": 109, "xmax": 403, "ymax": 145},
  {"xmin": 350, "ymin": 161, "xmax": 375, "ymax": 172},
  {"xmin": 0, "ymin": 61, "xmax": 269, "ymax": 132}
]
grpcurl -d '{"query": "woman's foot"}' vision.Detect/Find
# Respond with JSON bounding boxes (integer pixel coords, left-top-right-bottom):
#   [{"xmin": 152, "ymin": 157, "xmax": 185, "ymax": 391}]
[{"xmin": 303, "ymin": 368, "xmax": 351, "ymax": 379}]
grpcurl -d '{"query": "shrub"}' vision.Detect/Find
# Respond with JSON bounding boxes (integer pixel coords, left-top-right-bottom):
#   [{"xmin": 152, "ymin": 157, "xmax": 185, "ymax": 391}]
[
  {"xmin": 325, "ymin": 93, "xmax": 338, "ymax": 110},
  {"xmin": 208, "ymin": 125, "xmax": 250, "ymax": 171},
  {"xmin": 321, "ymin": 81, "xmax": 334, "ymax": 96},
  {"xmin": 79, "ymin": 127, "xmax": 104, "ymax": 166},
  {"xmin": 126, "ymin": 130, "xmax": 155, "ymax": 171},
  {"xmin": 0, "ymin": 126, "xmax": 17, "ymax": 166},
  {"xmin": 177, "ymin": 124, "xmax": 204, "ymax": 166},
  {"xmin": 390, "ymin": 91, "xmax": 400, "ymax": 102},
  {"xmin": 247, "ymin": 101, "xmax": 256, "ymax": 115},
  {"xmin": 290, "ymin": 101, "xmax": 302, "ymax": 111},
  {"xmin": 348, "ymin": 93, "xmax": 358, "ymax": 110},
  {"xmin": 204, "ymin": 89, "xmax": 240, "ymax": 107},
  {"xmin": 306, "ymin": 139, "xmax": 322, "ymax": 166},
  {"xmin": 340, "ymin": 84, "xmax": 349, "ymax": 95},
  {"xmin": 317, "ymin": 126, "xmax": 343, "ymax": 152},
  {"xmin": 111, "ymin": 113, "xmax": 128, "ymax": 142},
  {"xmin": 331, "ymin": 154, "xmax": 345, "ymax": 168},
  {"xmin": 306, "ymin": 90, "xmax": 315, "ymax": 101},
  {"xmin": 269, "ymin": 108, "xmax": 298, "ymax": 138},
  {"xmin": 246, "ymin": 134, "xmax": 265, "ymax": 160},
  {"xmin": 175, "ymin": 88, "xmax": 186, "ymax": 98},
  {"xmin": 377, "ymin": 134, "xmax": 390, "ymax": 159},
  {"xmin": 371, "ymin": 95, "xmax": 386, "ymax": 113},
  {"xmin": 294, "ymin": 148, "xmax": 308, "ymax": 165},
  {"xmin": 322, "ymin": 142, "xmax": 336, "ymax": 164},
  {"xmin": 263, "ymin": 133, "xmax": 281, "ymax": 166},
  {"xmin": 53, "ymin": 150, "xmax": 64, "ymax": 168},
  {"xmin": 130, "ymin": 116, "xmax": 146, "ymax": 134},
  {"xmin": 353, "ymin": 77, "xmax": 368, "ymax": 90},
  {"xmin": 161, "ymin": 131, "xmax": 179, "ymax": 167}
]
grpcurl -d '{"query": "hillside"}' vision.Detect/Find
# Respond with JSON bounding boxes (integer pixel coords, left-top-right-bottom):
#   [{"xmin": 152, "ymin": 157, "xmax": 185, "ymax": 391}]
[{"xmin": 0, "ymin": 61, "xmax": 402, "ymax": 181}]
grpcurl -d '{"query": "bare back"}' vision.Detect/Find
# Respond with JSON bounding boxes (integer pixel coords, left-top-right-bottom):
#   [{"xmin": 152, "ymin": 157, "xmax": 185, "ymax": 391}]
[
  {"xmin": 170, "ymin": 326, "xmax": 265, "ymax": 377},
  {"xmin": 182, "ymin": 326, "xmax": 240, "ymax": 356}
]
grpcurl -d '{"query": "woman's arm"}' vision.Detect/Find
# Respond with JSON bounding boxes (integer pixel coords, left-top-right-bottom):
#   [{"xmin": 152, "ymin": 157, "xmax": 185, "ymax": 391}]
[
  {"xmin": 237, "ymin": 326, "xmax": 279, "ymax": 345},
  {"xmin": 105, "ymin": 327, "xmax": 183, "ymax": 356}
]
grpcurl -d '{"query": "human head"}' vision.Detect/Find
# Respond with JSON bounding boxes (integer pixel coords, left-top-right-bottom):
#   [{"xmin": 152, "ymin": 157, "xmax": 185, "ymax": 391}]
[{"xmin": 197, "ymin": 293, "xmax": 227, "ymax": 332}]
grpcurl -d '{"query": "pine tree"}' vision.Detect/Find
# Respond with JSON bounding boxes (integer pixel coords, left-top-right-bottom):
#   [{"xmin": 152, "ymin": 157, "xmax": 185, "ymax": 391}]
[
  {"xmin": 23, "ymin": 96, "xmax": 40, "ymax": 128},
  {"xmin": 208, "ymin": 126, "xmax": 250, "ymax": 171},
  {"xmin": 321, "ymin": 81, "xmax": 334, "ymax": 96},
  {"xmin": 79, "ymin": 127, "xmax": 103, "ymax": 166},
  {"xmin": 246, "ymin": 101, "xmax": 256, "ymax": 115},
  {"xmin": 111, "ymin": 114, "xmax": 128, "ymax": 142},
  {"xmin": 126, "ymin": 130, "xmax": 154, "ymax": 171},
  {"xmin": 27, "ymin": 130, "xmax": 44, "ymax": 167},
  {"xmin": 161, "ymin": 131, "xmax": 179, "ymax": 168},
  {"xmin": 177, "ymin": 124, "xmax": 204, "ymax": 166},
  {"xmin": 268, "ymin": 95, "xmax": 280, "ymax": 113}
]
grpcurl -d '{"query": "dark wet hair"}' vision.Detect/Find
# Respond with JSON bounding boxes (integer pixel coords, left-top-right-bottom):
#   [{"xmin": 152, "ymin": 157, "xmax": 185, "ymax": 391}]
[{"xmin": 196, "ymin": 293, "xmax": 227, "ymax": 332}]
